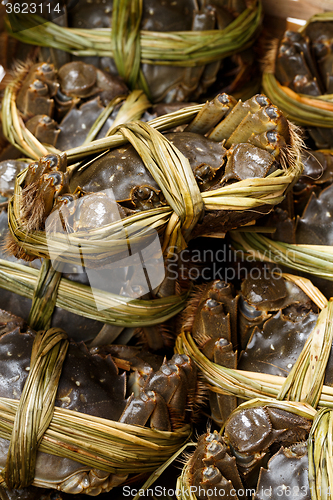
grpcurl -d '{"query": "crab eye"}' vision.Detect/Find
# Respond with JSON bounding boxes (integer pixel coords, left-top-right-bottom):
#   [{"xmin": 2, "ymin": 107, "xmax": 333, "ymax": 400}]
[
  {"xmin": 136, "ymin": 187, "xmax": 151, "ymax": 200},
  {"xmin": 57, "ymin": 194, "xmax": 74, "ymax": 205},
  {"xmin": 56, "ymin": 88, "xmax": 72, "ymax": 102},
  {"xmin": 229, "ymin": 446, "xmax": 255, "ymax": 464},
  {"xmin": 215, "ymin": 281, "xmax": 227, "ymax": 290},
  {"xmin": 195, "ymin": 165, "xmax": 211, "ymax": 178},
  {"xmin": 239, "ymin": 296, "xmax": 261, "ymax": 319}
]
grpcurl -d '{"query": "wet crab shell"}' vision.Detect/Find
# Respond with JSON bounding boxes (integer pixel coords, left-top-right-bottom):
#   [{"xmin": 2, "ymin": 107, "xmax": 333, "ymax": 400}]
[
  {"xmin": 291, "ymin": 149, "xmax": 333, "ymax": 217},
  {"xmin": 5, "ymin": 60, "xmax": 201, "ymax": 157},
  {"xmin": 68, "ymin": 131, "xmax": 228, "ymax": 203},
  {"xmin": 0, "ymin": 160, "xmax": 30, "ymax": 199},
  {"xmin": 0, "ymin": 485, "xmax": 71, "ymax": 500},
  {"xmin": 0, "ymin": 309, "xmax": 197, "ymax": 495},
  {"xmin": 263, "ymin": 178, "xmax": 333, "ymax": 299},
  {"xmin": 295, "ymin": 182, "xmax": 333, "ymax": 298}
]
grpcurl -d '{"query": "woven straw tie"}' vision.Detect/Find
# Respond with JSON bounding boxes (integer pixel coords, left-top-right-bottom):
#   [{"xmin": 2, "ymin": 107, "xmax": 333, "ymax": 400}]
[
  {"xmin": 114, "ymin": 121, "xmax": 205, "ymax": 257},
  {"xmin": 3, "ymin": 327, "xmax": 68, "ymax": 489}
]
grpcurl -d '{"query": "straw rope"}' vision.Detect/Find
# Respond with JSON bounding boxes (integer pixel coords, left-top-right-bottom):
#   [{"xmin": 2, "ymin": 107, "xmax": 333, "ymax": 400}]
[
  {"xmin": 27, "ymin": 259, "xmax": 62, "ymax": 331},
  {"xmin": 114, "ymin": 121, "xmax": 204, "ymax": 253},
  {"xmin": 0, "ymin": 258, "xmax": 188, "ymax": 328},
  {"xmin": 111, "ymin": 0, "xmax": 150, "ymax": 96},
  {"xmin": 230, "ymin": 231, "xmax": 333, "ymax": 281},
  {"xmin": 4, "ymin": 327, "xmax": 69, "ymax": 489},
  {"xmin": 308, "ymin": 407, "xmax": 333, "ymax": 500},
  {"xmin": 5, "ymin": 0, "xmax": 262, "ymax": 95}
]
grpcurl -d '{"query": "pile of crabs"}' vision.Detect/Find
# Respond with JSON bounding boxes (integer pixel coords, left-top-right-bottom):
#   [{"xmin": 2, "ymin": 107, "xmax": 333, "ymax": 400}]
[{"xmin": 0, "ymin": 3, "xmax": 333, "ymax": 500}]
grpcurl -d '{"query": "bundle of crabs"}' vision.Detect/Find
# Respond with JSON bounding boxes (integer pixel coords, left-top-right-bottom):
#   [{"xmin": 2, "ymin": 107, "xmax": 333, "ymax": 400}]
[{"xmin": 1, "ymin": 14, "xmax": 333, "ymax": 500}]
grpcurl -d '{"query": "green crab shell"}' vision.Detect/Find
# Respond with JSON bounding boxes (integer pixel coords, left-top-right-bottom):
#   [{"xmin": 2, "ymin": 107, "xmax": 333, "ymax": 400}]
[{"xmin": 253, "ymin": 443, "xmax": 310, "ymax": 500}]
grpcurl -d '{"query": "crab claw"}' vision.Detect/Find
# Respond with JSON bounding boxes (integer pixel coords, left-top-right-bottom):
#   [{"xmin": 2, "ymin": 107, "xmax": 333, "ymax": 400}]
[
  {"xmin": 26, "ymin": 115, "xmax": 60, "ymax": 148},
  {"xmin": 189, "ymin": 431, "xmax": 244, "ymax": 500},
  {"xmin": 17, "ymin": 63, "xmax": 59, "ymax": 118},
  {"xmin": 24, "ymin": 153, "xmax": 67, "ymax": 187}
]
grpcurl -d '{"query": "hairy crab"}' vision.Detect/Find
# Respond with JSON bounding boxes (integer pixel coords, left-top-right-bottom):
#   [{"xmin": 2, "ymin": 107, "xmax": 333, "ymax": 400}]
[
  {"xmin": 180, "ymin": 271, "xmax": 319, "ymax": 424},
  {"xmin": 9, "ymin": 60, "xmax": 129, "ymax": 151},
  {"xmin": 259, "ymin": 162, "xmax": 333, "ymax": 297},
  {"xmin": 1, "ymin": 90, "xmax": 299, "ymax": 347},
  {"xmin": 266, "ymin": 22, "xmax": 333, "ymax": 148},
  {"xmin": 0, "ymin": 308, "xmax": 198, "ymax": 496},
  {"xmin": 31, "ymin": 0, "xmax": 257, "ymax": 103},
  {"xmin": 11, "ymin": 92, "xmax": 293, "ymax": 248},
  {"xmin": 183, "ymin": 402, "xmax": 312, "ymax": 499}
]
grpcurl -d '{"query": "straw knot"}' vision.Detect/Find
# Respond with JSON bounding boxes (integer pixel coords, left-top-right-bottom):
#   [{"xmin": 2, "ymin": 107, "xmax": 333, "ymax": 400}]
[
  {"xmin": 115, "ymin": 121, "xmax": 205, "ymax": 257},
  {"xmin": 111, "ymin": 0, "xmax": 150, "ymax": 96},
  {"xmin": 4, "ymin": 327, "xmax": 69, "ymax": 489}
]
